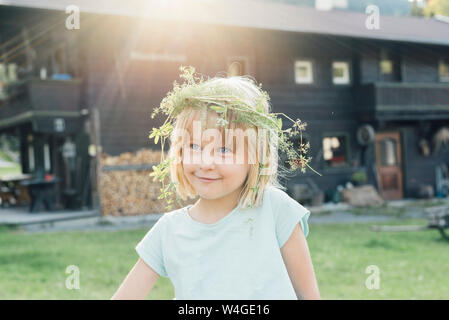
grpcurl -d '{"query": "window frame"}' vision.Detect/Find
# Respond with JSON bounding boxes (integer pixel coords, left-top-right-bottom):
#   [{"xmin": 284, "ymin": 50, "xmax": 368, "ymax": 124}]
[
  {"xmin": 227, "ymin": 56, "xmax": 249, "ymax": 77},
  {"xmin": 321, "ymin": 131, "xmax": 351, "ymax": 170},
  {"xmin": 294, "ymin": 59, "xmax": 314, "ymax": 85},
  {"xmin": 379, "ymin": 48, "xmax": 393, "ymax": 75},
  {"xmin": 380, "ymin": 59, "xmax": 393, "ymax": 75},
  {"xmin": 332, "ymin": 60, "xmax": 352, "ymax": 85},
  {"xmin": 438, "ymin": 58, "xmax": 449, "ymax": 83}
]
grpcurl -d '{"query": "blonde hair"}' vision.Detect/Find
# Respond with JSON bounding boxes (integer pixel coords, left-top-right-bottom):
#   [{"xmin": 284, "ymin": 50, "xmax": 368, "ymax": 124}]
[{"xmin": 167, "ymin": 75, "xmax": 285, "ymax": 209}]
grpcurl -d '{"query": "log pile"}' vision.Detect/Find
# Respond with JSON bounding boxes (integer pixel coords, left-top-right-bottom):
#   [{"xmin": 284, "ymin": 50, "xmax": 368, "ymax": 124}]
[
  {"xmin": 99, "ymin": 148, "xmax": 195, "ymax": 216},
  {"xmin": 99, "ymin": 148, "xmax": 163, "ymax": 166}
]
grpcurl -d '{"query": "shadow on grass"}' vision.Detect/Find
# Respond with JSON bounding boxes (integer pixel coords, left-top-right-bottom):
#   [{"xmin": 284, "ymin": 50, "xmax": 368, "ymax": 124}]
[
  {"xmin": 0, "ymin": 224, "xmax": 22, "ymax": 233},
  {"xmin": 348, "ymin": 203, "xmax": 408, "ymax": 217}
]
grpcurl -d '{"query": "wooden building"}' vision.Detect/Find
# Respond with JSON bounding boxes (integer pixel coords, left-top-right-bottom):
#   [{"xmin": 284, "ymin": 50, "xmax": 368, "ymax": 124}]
[{"xmin": 1, "ymin": 0, "xmax": 449, "ymax": 211}]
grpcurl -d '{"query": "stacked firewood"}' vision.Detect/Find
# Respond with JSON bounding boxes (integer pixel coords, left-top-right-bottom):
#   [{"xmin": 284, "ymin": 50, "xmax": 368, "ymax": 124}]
[
  {"xmin": 99, "ymin": 149, "xmax": 163, "ymax": 166},
  {"xmin": 99, "ymin": 148, "xmax": 195, "ymax": 216}
]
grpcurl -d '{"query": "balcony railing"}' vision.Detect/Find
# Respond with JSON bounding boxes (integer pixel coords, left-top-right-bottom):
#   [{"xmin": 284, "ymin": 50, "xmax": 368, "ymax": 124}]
[
  {"xmin": 0, "ymin": 78, "xmax": 82, "ymax": 120},
  {"xmin": 357, "ymin": 82, "xmax": 449, "ymax": 121}
]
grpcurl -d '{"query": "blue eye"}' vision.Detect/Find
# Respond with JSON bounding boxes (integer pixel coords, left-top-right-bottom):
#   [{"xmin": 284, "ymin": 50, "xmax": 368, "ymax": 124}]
[
  {"xmin": 219, "ymin": 147, "xmax": 232, "ymax": 154},
  {"xmin": 190, "ymin": 143, "xmax": 201, "ymax": 151}
]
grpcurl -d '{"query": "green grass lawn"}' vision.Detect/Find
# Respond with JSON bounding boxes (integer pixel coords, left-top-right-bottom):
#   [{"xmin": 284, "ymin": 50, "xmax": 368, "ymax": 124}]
[
  {"xmin": 0, "ymin": 165, "xmax": 22, "ymax": 178},
  {"xmin": 0, "ymin": 218, "xmax": 448, "ymax": 299},
  {"xmin": 0, "ymin": 150, "xmax": 14, "ymax": 163}
]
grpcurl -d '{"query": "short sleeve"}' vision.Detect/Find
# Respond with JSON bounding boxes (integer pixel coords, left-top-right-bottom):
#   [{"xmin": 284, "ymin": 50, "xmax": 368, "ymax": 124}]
[
  {"xmin": 269, "ymin": 187, "xmax": 311, "ymax": 248},
  {"xmin": 135, "ymin": 215, "xmax": 168, "ymax": 277}
]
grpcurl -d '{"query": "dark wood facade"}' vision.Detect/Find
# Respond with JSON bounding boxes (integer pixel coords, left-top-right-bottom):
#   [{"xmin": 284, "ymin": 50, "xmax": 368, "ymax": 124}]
[
  {"xmin": 0, "ymin": 7, "xmax": 92, "ymax": 210},
  {"xmin": 1, "ymin": 5, "xmax": 449, "ymax": 204},
  {"xmin": 75, "ymin": 15, "xmax": 449, "ymax": 200}
]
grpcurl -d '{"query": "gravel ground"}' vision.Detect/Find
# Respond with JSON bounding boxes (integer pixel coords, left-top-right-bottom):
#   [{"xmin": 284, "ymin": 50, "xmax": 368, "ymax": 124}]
[
  {"xmin": 18, "ymin": 214, "xmax": 163, "ymax": 233},
  {"xmin": 14, "ymin": 197, "xmax": 444, "ymax": 233}
]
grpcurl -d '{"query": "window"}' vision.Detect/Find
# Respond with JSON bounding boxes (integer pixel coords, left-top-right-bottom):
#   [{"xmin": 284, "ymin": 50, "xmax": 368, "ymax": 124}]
[
  {"xmin": 332, "ymin": 61, "xmax": 350, "ymax": 84},
  {"xmin": 0, "ymin": 63, "xmax": 19, "ymax": 100},
  {"xmin": 294, "ymin": 60, "xmax": 313, "ymax": 84},
  {"xmin": 379, "ymin": 138, "xmax": 397, "ymax": 166},
  {"xmin": 51, "ymin": 44, "xmax": 68, "ymax": 75},
  {"xmin": 28, "ymin": 144, "xmax": 35, "ymax": 172},
  {"xmin": 439, "ymin": 59, "xmax": 449, "ymax": 82},
  {"xmin": 380, "ymin": 59, "xmax": 393, "ymax": 74},
  {"xmin": 379, "ymin": 48, "xmax": 401, "ymax": 82},
  {"xmin": 227, "ymin": 57, "xmax": 248, "ymax": 76},
  {"xmin": 0, "ymin": 64, "xmax": 6, "ymax": 100},
  {"xmin": 44, "ymin": 142, "xmax": 51, "ymax": 172},
  {"xmin": 323, "ymin": 134, "xmax": 349, "ymax": 167},
  {"xmin": 380, "ymin": 49, "xmax": 393, "ymax": 75}
]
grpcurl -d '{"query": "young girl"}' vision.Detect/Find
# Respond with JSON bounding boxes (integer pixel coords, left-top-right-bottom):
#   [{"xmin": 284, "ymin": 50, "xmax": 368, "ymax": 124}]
[{"xmin": 112, "ymin": 67, "xmax": 321, "ymax": 300}]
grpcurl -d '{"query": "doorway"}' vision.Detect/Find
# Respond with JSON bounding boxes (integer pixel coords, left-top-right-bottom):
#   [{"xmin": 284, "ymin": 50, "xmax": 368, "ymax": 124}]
[{"xmin": 375, "ymin": 131, "xmax": 404, "ymax": 200}]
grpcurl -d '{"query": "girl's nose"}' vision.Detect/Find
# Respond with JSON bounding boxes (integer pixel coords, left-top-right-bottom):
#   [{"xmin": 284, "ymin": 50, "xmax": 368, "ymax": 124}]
[
  {"xmin": 199, "ymin": 163, "xmax": 215, "ymax": 171},
  {"xmin": 200, "ymin": 151, "xmax": 217, "ymax": 169}
]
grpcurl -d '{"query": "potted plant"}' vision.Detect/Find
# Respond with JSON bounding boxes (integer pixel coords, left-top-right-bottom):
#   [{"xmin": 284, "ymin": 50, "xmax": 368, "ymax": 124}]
[{"xmin": 351, "ymin": 170, "xmax": 367, "ymax": 186}]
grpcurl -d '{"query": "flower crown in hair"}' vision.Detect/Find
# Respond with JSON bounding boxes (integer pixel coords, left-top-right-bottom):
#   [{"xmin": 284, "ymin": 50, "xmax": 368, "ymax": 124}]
[{"xmin": 149, "ymin": 66, "xmax": 321, "ymax": 210}]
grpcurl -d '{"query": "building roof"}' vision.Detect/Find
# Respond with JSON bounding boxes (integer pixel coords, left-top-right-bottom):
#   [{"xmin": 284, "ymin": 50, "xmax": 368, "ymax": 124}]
[{"xmin": 2, "ymin": 0, "xmax": 449, "ymax": 46}]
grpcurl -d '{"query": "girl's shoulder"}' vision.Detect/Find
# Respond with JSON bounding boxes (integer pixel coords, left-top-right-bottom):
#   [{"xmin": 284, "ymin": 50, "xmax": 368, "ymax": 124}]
[
  {"xmin": 263, "ymin": 185, "xmax": 308, "ymax": 211},
  {"xmin": 263, "ymin": 185, "xmax": 290, "ymax": 203},
  {"xmin": 156, "ymin": 206, "xmax": 189, "ymax": 225}
]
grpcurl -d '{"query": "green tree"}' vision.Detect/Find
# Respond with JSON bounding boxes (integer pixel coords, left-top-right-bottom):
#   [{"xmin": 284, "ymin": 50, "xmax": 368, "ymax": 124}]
[
  {"xmin": 260, "ymin": 0, "xmax": 413, "ymax": 16},
  {"xmin": 347, "ymin": 0, "xmax": 412, "ymax": 16},
  {"xmin": 423, "ymin": 0, "xmax": 449, "ymax": 17}
]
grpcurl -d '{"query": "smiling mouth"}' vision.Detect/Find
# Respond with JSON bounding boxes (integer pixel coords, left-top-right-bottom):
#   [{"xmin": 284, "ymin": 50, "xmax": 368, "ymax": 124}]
[{"xmin": 195, "ymin": 176, "xmax": 220, "ymax": 182}]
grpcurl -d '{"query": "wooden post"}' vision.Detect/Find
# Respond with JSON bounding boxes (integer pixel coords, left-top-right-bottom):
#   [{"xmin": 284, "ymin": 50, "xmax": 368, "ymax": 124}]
[{"xmin": 89, "ymin": 107, "xmax": 102, "ymax": 214}]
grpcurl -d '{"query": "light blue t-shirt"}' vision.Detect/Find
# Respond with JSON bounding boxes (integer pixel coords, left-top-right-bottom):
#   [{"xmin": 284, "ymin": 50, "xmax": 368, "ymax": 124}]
[{"xmin": 135, "ymin": 185, "xmax": 311, "ymax": 300}]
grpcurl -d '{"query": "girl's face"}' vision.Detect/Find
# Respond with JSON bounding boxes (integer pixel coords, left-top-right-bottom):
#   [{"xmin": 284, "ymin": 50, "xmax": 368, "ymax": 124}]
[{"xmin": 182, "ymin": 112, "xmax": 251, "ymax": 201}]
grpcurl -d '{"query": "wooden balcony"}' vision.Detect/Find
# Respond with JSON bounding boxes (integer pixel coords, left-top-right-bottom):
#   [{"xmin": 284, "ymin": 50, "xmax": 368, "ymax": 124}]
[
  {"xmin": 357, "ymin": 82, "xmax": 449, "ymax": 121},
  {"xmin": 0, "ymin": 78, "xmax": 83, "ymax": 133}
]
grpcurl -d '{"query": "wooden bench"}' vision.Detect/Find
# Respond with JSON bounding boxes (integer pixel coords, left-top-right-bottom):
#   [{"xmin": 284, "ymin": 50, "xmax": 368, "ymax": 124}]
[
  {"xmin": 371, "ymin": 204, "xmax": 449, "ymax": 241},
  {"xmin": 425, "ymin": 205, "xmax": 449, "ymax": 240}
]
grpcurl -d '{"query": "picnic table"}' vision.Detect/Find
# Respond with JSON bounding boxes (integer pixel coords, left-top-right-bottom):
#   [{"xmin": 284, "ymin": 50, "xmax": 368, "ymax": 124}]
[
  {"xmin": 19, "ymin": 175, "xmax": 60, "ymax": 213},
  {"xmin": 371, "ymin": 204, "xmax": 449, "ymax": 241},
  {"xmin": 425, "ymin": 205, "xmax": 449, "ymax": 241}
]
